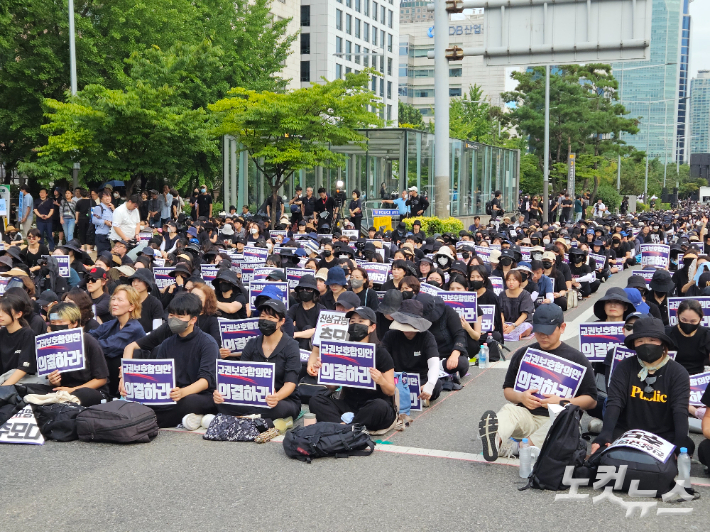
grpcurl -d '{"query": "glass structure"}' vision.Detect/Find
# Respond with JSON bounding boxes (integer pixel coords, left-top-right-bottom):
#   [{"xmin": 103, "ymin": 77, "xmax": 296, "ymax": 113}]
[
  {"xmin": 677, "ymin": 0, "xmax": 691, "ymax": 161},
  {"xmin": 690, "ymin": 72, "xmax": 710, "ymax": 155}
]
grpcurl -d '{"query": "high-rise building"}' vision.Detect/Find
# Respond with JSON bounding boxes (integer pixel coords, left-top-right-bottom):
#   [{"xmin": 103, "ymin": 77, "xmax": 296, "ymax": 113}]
[
  {"xmin": 612, "ymin": 0, "xmax": 684, "ymax": 164},
  {"xmin": 399, "ymin": 13, "xmax": 506, "ymax": 120},
  {"xmin": 271, "ymin": 0, "xmax": 301, "ymax": 91},
  {"xmin": 690, "ymin": 71, "xmax": 710, "ymax": 155},
  {"xmin": 399, "ymin": 1, "xmax": 433, "ymax": 23},
  {"xmin": 300, "ymin": 0, "xmax": 399, "ymax": 124},
  {"xmin": 676, "ymin": 0, "xmax": 691, "ymax": 161}
]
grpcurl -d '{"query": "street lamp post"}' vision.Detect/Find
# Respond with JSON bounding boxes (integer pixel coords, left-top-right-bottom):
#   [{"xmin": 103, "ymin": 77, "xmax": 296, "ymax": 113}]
[{"xmin": 68, "ymin": 0, "xmax": 79, "ymax": 189}]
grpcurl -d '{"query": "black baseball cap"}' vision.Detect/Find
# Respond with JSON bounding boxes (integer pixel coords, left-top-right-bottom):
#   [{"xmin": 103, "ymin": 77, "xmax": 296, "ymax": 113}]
[
  {"xmin": 346, "ymin": 306, "xmax": 377, "ymax": 324},
  {"xmin": 532, "ymin": 304, "xmax": 565, "ymax": 335}
]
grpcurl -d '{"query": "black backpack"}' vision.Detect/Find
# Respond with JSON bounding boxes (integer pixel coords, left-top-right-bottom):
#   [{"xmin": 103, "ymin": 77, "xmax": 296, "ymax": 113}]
[
  {"xmin": 485, "ymin": 200, "xmax": 493, "ymax": 215},
  {"xmin": 522, "ymin": 404, "xmax": 587, "ymax": 491},
  {"xmin": 76, "ymin": 401, "xmax": 159, "ymax": 444},
  {"xmin": 32, "ymin": 403, "xmax": 87, "ymax": 442},
  {"xmin": 283, "ymin": 422, "xmax": 375, "ymax": 463}
]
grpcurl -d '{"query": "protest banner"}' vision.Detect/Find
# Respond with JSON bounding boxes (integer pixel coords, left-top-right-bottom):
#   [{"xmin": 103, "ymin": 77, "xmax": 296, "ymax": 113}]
[
  {"xmin": 606, "ymin": 429, "xmax": 675, "ymax": 463},
  {"xmin": 520, "ymin": 246, "xmax": 532, "ymax": 262},
  {"xmin": 35, "ymin": 328, "xmax": 85, "ymax": 376},
  {"xmin": 216, "ymin": 360, "xmax": 275, "ymax": 408},
  {"xmin": 219, "ymin": 318, "xmax": 261, "ymax": 353},
  {"xmin": 318, "ymin": 340, "xmax": 376, "ymax": 390},
  {"xmin": 490, "ymin": 277, "xmax": 504, "ymax": 296},
  {"xmin": 239, "ymin": 265, "xmax": 256, "ymax": 284},
  {"xmin": 242, "ymin": 246, "xmax": 270, "ymax": 263},
  {"xmin": 631, "ymin": 270, "xmax": 655, "ymax": 287},
  {"xmin": 0, "ymin": 278, "xmax": 8, "ymax": 295},
  {"xmin": 579, "ymin": 322, "xmax": 625, "ymax": 362},
  {"xmin": 153, "ymin": 266, "xmax": 176, "ymax": 289},
  {"xmin": 439, "ymin": 291, "xmax": 477, "ymax": 321},
  {"xmin": 0, "ymin": 405, "xmax": 44, "ymax": 445},
  {"xmin": 514, "ymin": 348, "xmax": 587, "ymax": 400},
  {"xmin": 45, "ymin": 255, "xmax": 70, "ymax": 278},
  {"xmin": 153, "ymin": 257, "xmax": 166, "ymax": 267},
  {"xmin": 690, "ymin": 371, "xmax": 710, "ymax": 407},
  {"xmin": 139, "ymin": 232, "xmax": 153, "ymax": 242},
  {"xmin": 269, "ymin": 230, "xmax": 288, "ymax": 239},
  {"xmin": 480, "ymin": 304, "xmax": 496, "ymax": 333},
  {"xmin": 252, "ymin": 267, "xmax": 277, "ymax": 281},
  {"xmin": 419, "ymin": 282, "xmax": 443, "ymax": 295},
  {"xmin": 249, "ymin": 281, "xmax": 289, "ymax": 311},
  {"xmin": 475, "ymin": 246, "xmax": 492, "ymax": 263},
  {"xmin": 313, "ymin": 310, "xmax": 349, "ymax": 346},
  {"xmin": 589, "ymin": 252, "xmax": 608, "ymax": 271},
  {"xmin": 122, "ymin": 359, "xmax": 176, "ymax": 405},
  {"xmin": 286, "ymin": 268, "xmax": 313, "ymax": 290},
  {"xmin": 361, "ymin": 263, "xmax": 391, "ymax": 285},
  {"xmin": 300, "ymin": 349, "xmax": 312, "ymax": 363},
  {"xmin": 201, "ymin": 265, "xmax": 220, "ymax": 287},
  {"xmin": 342, "ymin": 229, "xmax": 359, "ymax": 240},
  {"xmin": 640, "ymin": 243, "xmax": 670, "ymax": 269},
  {"xmin": 668, "ymin": 296, "xmax": 710, "ymax": 326},
  {"xmin": 407, "ymin": 373, "xmax": 422, "ymax": 411}
]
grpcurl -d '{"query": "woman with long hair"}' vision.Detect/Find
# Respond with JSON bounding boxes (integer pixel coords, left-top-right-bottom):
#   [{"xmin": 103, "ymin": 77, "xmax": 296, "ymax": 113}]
[
  {"xmin": 64, "ymin": 288, "xmax": 101, "ymax": 332},
  {"xmin": 499, "ymin": 270, "xmax": 534, "ymax": 341},
  {"xmin": 0, "ymin": 293, "xmax": 37, "ymax": 385}
]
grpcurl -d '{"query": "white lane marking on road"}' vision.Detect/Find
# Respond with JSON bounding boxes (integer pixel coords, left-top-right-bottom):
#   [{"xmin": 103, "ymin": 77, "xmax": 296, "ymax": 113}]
[{"xmin": 561, "ymin": 305, "xmax": 596, "ymax": 341}]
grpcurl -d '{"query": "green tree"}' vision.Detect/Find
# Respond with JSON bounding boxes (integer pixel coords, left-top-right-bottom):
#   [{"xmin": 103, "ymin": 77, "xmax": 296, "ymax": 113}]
[
  {"xmin": 398, "ymin": 103, "xmax": 424, "ymax": 129},
  {"xmin": 211, "ymin": 71, "xmax": 382, "ymax": 227},
  {"xmin": 449, "ymin": 85, "xmax": 500, "ymax": 144},
  {"xmin": 519, "ymin": 153, "xmax": 543, "ymax": 195}
]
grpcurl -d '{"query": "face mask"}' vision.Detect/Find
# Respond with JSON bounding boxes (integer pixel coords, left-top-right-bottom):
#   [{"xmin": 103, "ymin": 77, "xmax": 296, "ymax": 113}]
[
  {"xmin": 437, "ymin": 256, "xmax": 449, "ymax": 267},
  {"xmin": 543, "ymin": 238, "xmax": 550, "ymax": 244},
  {"xmin": 113, "ymin": 193, "xmax": 119, "ymax": 198},
  {"xmin": 427, "ymin": 280, "xmax": 441, "ymax": 288},
  {"xmin": 470, "ymin": 280, "xmax": 484, "ymax": 290},
  {"xmin": 266, "ymin": 243, "xmax": 273, "ymax": 251},
  {"xmin": 323, "ymin": 250, "xmax": 332, "ymax": 258},
  {"xmin": 679, "ymin": 321, "xmax": 700, "ymax": 334},
  {"xmin": 298, "ymin": 290, "xmax": 315, "ymax": 302},
  {"xmin": 219, "ymin": 282, "xmax": 233, "ymax": 293},
  {"xmin": 542, "ymin": 261, "xmax": 553, "ymax": 270},
  {"xmin": 258, "ymin": 318, "xmax": 278, "ymax": 336},
  {"xmin": 347, "ymin": 323, "xmax": 370, "ymax": 342},
  {"xmin": 168, "ymin": 317, "xmax": 190, "ymax": 334},
  {"xmin": 401, "ymin": 290, "xmax": 414, "ymax": 300},
  {"xmin": 50, "ymin": 324, "xmax": 70, "ymax": 332},
  {"xmin": 350, "ymin": 278, "xmax": 364, "ymax": 289},
  {"xmin": 251, "ymin": 227, "xmax": 258, "ymax": 234},
  {"xmin": 635, "ymin": 343, "xmax": 664, "ymax": 363},
  {"xmin": 461, "ymin": 252, "xmax": 470, "ymax": 260},
  {"xmin": 500, "ymin": 257, "xmax": 512, "ymax": 267},
  {"xmin": 201, "ymin": 188, "xmax": 206, "ymax": 193}
]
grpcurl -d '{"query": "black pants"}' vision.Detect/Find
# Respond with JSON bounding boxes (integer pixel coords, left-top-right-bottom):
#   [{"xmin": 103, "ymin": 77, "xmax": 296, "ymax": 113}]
[
  {"xmin": 18, "ymin": 383, "xmax": 105, "ymax": 407},
  {"xmin": 698, "ymin": 439, "xmax": 710, "ymax": 468},
  {"xmin": 351, "ymin": 216, "xmax": 362, "ymax": 231},
  {"xmin": 441, "ymin": 354, "xmax": 470, "ymax": 380},
  {"xmin": 423, "ymin": 377, "xmax": 443, "ymax": 401},
  {"xmin": 309, "ymin": 395, "xmax": 396, "ymax": 431},
  {"xmin": 106, "ymin": 356, "xmax": 122, "ymax": 398},
  {"xmin": 95, "ymin": 233, "xmax": 111, "ymax": 254},
  {"xmin": 554, "ymin": 296, "xmax": 568, "ymax": 311},
  {"xmin": 216, "ymin": 395, "xmax": 301, "ymax": 421},
  {"xmin": 149, "ymin": 391, "xmax": 217, "ymax": 428}
]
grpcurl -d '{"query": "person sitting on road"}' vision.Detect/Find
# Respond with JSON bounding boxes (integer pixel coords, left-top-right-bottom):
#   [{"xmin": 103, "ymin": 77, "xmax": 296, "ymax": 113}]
[
  {"xmin": 214, "ymin": 268, "xmax": 248, "ymax": 319},
  {"xmin": 375, "ymin": 289, "xmax": 402, "ymax": 341},
  {"xmin": 592, "ymin": 317, "xmax": 694, "ymax": 456},
  {"xmin": 308, "ymin": 306, "xmax": 396, "ymax": 432},
  {"xmin": 664, "ymin": 299, "xmax": 710, "ymax": 376},
  {"xmin": 288, "ymin": 274, "xmax": 324, "ymax": 352},
  {"xmin": 648, "ymin": 268, "xmax": 675, "ymax": 326},
  {"xmin": 0, "ymin": 293, "xmax": 38, "ymax": 386},
  {"xmin": 541, "ymin": 251, "xmax": 568, "ymax": 310},
  {"xmin": 380, "ymin": 299, "xmax": 441, "ymax": 405},
  {"xmin": 499, "ymin": 270, "xmax": 534, "ymax": 342},
  {"xmin": 479, "ymin": 304, "xmax": 597, "ymax": 461}
]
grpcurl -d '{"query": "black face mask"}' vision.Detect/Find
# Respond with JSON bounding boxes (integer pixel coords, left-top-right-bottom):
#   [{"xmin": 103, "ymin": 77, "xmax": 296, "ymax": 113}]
[
  {"xmin": 427, "ymin": 280, "xmax": 441, "ymax": 288},
  {"xmin": 653, "ymin": 290, "xmax": 667, "ymax": 300},
  {"xmin": 542, "ymin": 261, "xmax": 553, "ymax": 270},
  {"xmin": 347, "ymin": 323, "xmax": 370, "ymax": 342},
  {"xmin": 635, "ymin": 343, "xmax": 664, "ymax": 363},
  {"xmin": 679, "ymin": 321, "xmax": 700, "ymax": 335},
  {"xmin": 323, "ymin": 250, "xmax": 332, "ymax": 258},
  {"xmin": 258, "ymin": 319, "xmax": 278, "ymax": 336},
  {"xmin": 500, "ymin": 257, "xmax": 513, "ymax": 267},
  {"xmin": 219, "ymin": 282, "xmax": 233, "ymax": 293},
  {"xmin": 470, "ymin": 280, "xmax": 484, "ymax": 290},
  {"xmin": 401, "ymin": 290, "xmax": 414, "ymax": 300},
  {"xmin": 50, "ymin": 324, "xmax": 70, "ymax": 331},
  {"xmin": 462, "ymin": 252, "xmax": 470, "ymax": 260},
  {"xmin": 297, "ymin": 290, "xmax": 315, "ymax": 302}
]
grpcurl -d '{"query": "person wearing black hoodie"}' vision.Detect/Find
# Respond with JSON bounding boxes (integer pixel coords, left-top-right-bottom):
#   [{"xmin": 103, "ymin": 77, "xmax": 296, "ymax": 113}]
[
  {"xmin": 127, "ymin": 268, "xmax": 164, "ymax": 333},
  {"xmin": 648, "ymin": 268, "xmax": 675, "ymax": 326}
]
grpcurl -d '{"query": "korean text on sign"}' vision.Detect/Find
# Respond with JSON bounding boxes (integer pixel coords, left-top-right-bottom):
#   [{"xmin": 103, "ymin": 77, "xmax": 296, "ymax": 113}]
[
  {"xmin": 513, "ymin": 348, "xmax": 587, "ymax": 400},
  {"xmin": 690, "ymin": 371, "xmax": 710, "ymax": 407},
  {"xmin": 122, "ymin": 359, "xmax": 176, "ymax": 405},
  {"xmin": 312, "ymin": 310, "xmax": 350, "ymax": 346},
  {"xmin": 480, "ymin": 305, "xmax": 495, "ymax": 333},
  {"xmin": 153, "ymin": 267, "xmax": 176, "ymax": 289},
  {"xmin": 216, "ymin": 360, "xmax": 275, "ymax": 408},
  {"xmin": 607, "ymin": 429, "xmax": 676, "ymax": 464},
  {"xmin": 640, "ymin": 243, "xmax": 670, "ymax": 269},
  {"xmin": 318, "ymin": 340, "xmax": 376, "ymax": 390},
  {"xmin": 219, "ymin": 319, "xmax": 261, "ymax": 353},
  {"xmin": 489, "ymin": 277, "xmax": 504, "ymax": 296},
  {"xmin": 668, "ymin": 296, "xmax": 710, "ymax": 327},
  {"xmin": 249, "ymin": 281, "xmax": 289, "ymax": 311},
  {"xmin": 407, "ymin": 373, "xmax": 422, "ymax": 411},
  {"xmin": 35, "ymin": 328, "xmax": 85, "ymax": 376},
  {"xmin": 579, "ymin": 322, "xmax": 625, "ymax": 362},
  {"xmin": 439, "ymin": 291, "xmax": 477, "ymax": 322}
]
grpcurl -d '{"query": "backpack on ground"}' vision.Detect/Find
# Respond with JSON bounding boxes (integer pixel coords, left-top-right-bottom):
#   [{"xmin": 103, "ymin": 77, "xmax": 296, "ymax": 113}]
[
  {"xmin": 76, "ymin": 401, "xmax": 159, "ymax": 443},
  {"xmin": 283, "ymin": 422, "xmax": 375, "ymax": 463},
  {"xmin": 203, "ymin": 414, "xmax": 269, "ymax": 442},
  {"xmin": 32, "ymin": 403, "xmax": 86, "ymax": 442},
  {"xmin": 522, "ymin": 403, "xmax": 587, "ymax": 491},
  {"xmin": 598, "ymin": 445, "xmax": 678, "ymax": 495}
]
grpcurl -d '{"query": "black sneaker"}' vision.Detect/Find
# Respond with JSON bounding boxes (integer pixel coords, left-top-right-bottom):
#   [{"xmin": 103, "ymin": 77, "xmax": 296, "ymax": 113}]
[{"xmin": 479, "ymin": 410, "xmax": 499, "ymax": 462}]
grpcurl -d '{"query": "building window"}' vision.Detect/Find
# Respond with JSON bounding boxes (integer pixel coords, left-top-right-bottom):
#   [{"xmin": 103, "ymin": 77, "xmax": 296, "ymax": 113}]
[
  {"xmin": 363, "ymin": 48, "xmax": 369, "ymax": 67},
  {"xmin": 449, "ymin": 67, "xmax": 462, "ymax": 77},
  {"xmin": 388, "ymin": 9, "xmax": 393, "ymax": 28},
  {"xmin": 387, "ymin": 57, "xmax": 392, "ymax": 75},
  {"xmin": 381, "ymin": 6, "xmax": 386, "ymax": 24},
  {"xmin": 346, "ymin": 0, "xmax": 351, "ymax": 7},
  {"xmin": 380, "ymin": 30, "xmax": 385, "ymax": 49},
  {"xmin": 387, "ymin": 33, "xmax": 392, "ymax": 52},
  {"xmin": 380, "ymin": 78, "xmax": 384, "ymax": 97},
  {"xmin": 336, "ymin": 37, "xmax": 342, "ymax": 54},
  {"xmin": 372, "ymin": 29, "xmax": 377, "ymax": 46},
  {"xmin": 355, "ymin": 18, "xmax": 361, "ymax": 38},
  {"xmin": 301, "ymin": 5, "xmax": 310, "ymax": 26},
  {"xmin": 387, "ymin": 81, "xmax": 392, "ymax": 100},
  {"xmin": 346, "ymin": 14, "xmax": 352, "ymax": 34},
  {"xmin": 336, "ymin": 9, "xmax": 343, "ymax": 30},
  {"xmin": 336, "ymin": 64, "xmax": 343, "ymax": 79},
  {"xmin": 301, "ymin": 33, "xmax": 310, "ymax": 55},
  {"xmin": 380, "ymin": 55, "xmax": 385, "ymax": 72},
  {"xmin": 364, "ymin": 0, "xmax": 369, "ymax": 16},
  {"xmin": 449, "ymin": 87, "xmax": 462, "ymax": 97},
  {"xmin": 363, "ymin": 22, "xmax": 369, "ymax": 42},
  {"xmin": 355, "ymin": 44, "xmax": 361, "ymax": 64},
  {"xmin": 400, "ymin": 43, "xmax": 408, "ymax": 56},
  {"xmin": 399, "ymin": 83, "xmax": 407, "ymax": 97},
  {"xmin": 399, "ymin": 65, "xmax": 407, "ymax": 77},
  {"xmin": 346, "ymin": 40, "xmax": 352, "ymax": 61},
  {"xmin": 356, "ymin": 0, "xmax": 361, "ymax": 12},
  {"xmin": 371, "ymin": 75, "xmax": 377, "ymax": 91},
  {"xmin": 373, "ymin": 2, "xmax": 378, "ymax": 20},
  {"xmin": 301, "ymin": 61, "xmax": 310, "ymax": 82},
  {"xmin": 414, "ymin": 88, "xmax": 433, "ymax": 97}
]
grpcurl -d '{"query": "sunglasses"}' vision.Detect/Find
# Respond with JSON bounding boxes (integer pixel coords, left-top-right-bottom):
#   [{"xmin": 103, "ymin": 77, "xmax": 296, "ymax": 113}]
[
  {"xmin": 643, "ymin": 375, "xmax": 657, "ymax": 394},
  {"xmin": 624, "ymin": 323, "xmax": 635, "ymax": 331}
]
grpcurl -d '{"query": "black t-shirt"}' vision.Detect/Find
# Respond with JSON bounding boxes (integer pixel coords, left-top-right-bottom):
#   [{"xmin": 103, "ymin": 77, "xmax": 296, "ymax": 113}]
[
  {"xmin": 137, "ymin": 294, "xmax": 164, "ymax": 333},
  {"xmin": 60, "ymin": 334, "xmax": 109, "ymax": 393},
  {"xmin": 341, "ymin": 345, "xmax": 395, "ymax": 409},
  {"xmin": 381, "ymin": 329, "xmax": 438, "ymax": 382},
  {"xmin": 261, "ymin": 195, "xmax": 284, "ymax": 214},
  {"xmin": 503, "ymin": 341, "xmax": 597, "ymax": 417},
  {"xmin": 216, "ymin": 290, "xmax": 248, "ymax": 319},
  {"xmin": 241, "ymin": 334, "xmax": 301, "ymax": 393},
  {"xmin": 302, "ymin": 195, "xmax": 316, "ymax": 216},
  {"xmin": 196, "ymin": 193, "xmax": 213, "ymax": 216},
  {"xmin": 91, "ymin": 292, "xmax": 112, "ymax": 324},
  {"xmin": 20, "ymin": 244, "xmax": 50, "ymax": 269},
  {"xmin": 355, "ymin": 288, "xmax": 379, "ymax": 312},
  {"xmin": 150, "ymin": 328, "xmax": 219, "ymax": 390},
  {"xmin": 76, "ymin": 198, "xmax": 92, "ymax": 221},
  {"xmin": 561, "ymin": 199, "xmax": 573, "ymax": 214},
  {"xmin": 0, "ymin": 327, "xmax": 36, "ymax": 375},
  {"xmin": 314, "ymin": 196, "xmax": 335, "ymax": 217},
  {"xmin": 477, "ymin": 289, "xmax": 504, "ymax": 338},
  {"xmin": 34, "ymin": 197, "xmax": 54, "ymax": 217},
  {"xmin": 316, "ymin": 256, "xmax": 338, "ymax": 270},
  {"xmin": 597, "ymin": 357, "xmax": 689, "ymax": 448},
  {"xmin": 491, "ymin": 198, "xmax": 501, "ymax": 213},
  {"xmin": 665, "ymin": 325, "xmax": 710, "ymax": 375},
  {"xmin": 287, "ymin": 302, "xmax": 324, "ymax": 350}
]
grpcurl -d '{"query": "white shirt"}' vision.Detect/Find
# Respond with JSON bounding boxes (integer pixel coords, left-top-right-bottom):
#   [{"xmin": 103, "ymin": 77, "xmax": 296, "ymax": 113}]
[
  {"xmin": 110, "ymin": 203, "xmax": 140, "ymax": 241},
  {"xmin": 593, "ymin": 202, "xmax": 606, "ymax": 217}
]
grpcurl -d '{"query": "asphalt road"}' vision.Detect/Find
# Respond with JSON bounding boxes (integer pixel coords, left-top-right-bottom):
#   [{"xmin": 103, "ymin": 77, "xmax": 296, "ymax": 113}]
[{"xmin": 2, "ymin": 268, "xmax": 709, "ymax": 531}]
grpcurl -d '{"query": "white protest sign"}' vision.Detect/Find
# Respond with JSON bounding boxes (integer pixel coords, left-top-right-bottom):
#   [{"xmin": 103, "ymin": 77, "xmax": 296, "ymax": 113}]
[
  {"xmin": 312, "ymin": 310, "xmax": 349, "ymax": 347},
  {"xmin": 0, "ymin": 405, "xmax": 44, "ymax": 445},
  {"xmin": 606, "ymin": 429, "xmax": 676, "ymax": 464}
]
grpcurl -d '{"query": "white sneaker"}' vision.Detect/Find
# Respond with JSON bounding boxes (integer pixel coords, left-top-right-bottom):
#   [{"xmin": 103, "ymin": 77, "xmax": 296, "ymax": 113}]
[
  {"xmin": 500, "ymin": 438, "xmax": 520, "ymax": 458},
  {"xmin": 201, "ymin": 414, "xmax": 216, "ymax": 429},
  {"xmin": 182, "ymin": 413, "xmax": 204, "ymax": 431}
]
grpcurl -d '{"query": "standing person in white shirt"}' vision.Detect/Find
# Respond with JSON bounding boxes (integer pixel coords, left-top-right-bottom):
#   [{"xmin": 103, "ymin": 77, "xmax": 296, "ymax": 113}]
[
  {"xmin": 592, "ymin": 199, "xmax": 607, "ymax": 218},
  {"xmin": 109, "ymin": 194, "xmax": 142, "ymax": 245},
  {"xmin": 18, "ymin": 185, "xmax": 34, "ymax": 237}
]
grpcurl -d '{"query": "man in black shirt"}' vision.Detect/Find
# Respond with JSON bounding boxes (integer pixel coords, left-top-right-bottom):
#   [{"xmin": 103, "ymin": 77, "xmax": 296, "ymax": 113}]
[
  {"xmin": 314, "ymin": 188, "xmax": 335, "ymax": 231},
  {"xmin": 479, "ymin": 304, "xmax": 597, "ymax": 461},
  {"xmin": 406, "ymin": 186, "xmax": 429, "ymax": 217},
  {"xmin": 302, "ymin": 187, "xmax": 316, "ymax": 218},
  {"xmin": 308, "ymin": 306, "xmax": 397, "ymax": 431},
  {"xmin": 490, "ymin": 190, "xmax": 502, "ymax": 221},
  {"xmin": 560, "ymin": 193, "xmax": 573, "ymax": 224},
  {"xmin": 195, "ymin": 186, "xmax": 213, "ymax": 219}
]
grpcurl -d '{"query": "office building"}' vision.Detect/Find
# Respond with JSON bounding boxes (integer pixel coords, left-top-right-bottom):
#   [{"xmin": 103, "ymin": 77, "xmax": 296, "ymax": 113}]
[
  {"xmin": 612, "ymin": 0, "xmax": 684, "ymax": 163},
  {"xmin": 690, "ymin": 71, "xmax": 710, "ymax": 155},
  {"xmin": 300, "ymin": 0, "xmax": 399, "ymax": 123},
  {"xmin": 676, "ymin": 0, "xmax": 691, "ymax": 161},
  {"xmin": 399, "ymin": 13, "xmax": 506, "ymax": 120},
  {"xmin": 399, "ymin": 1, "xmax": 433, "ymax": 23},
  {"xmin": 271, "ymin": 0, "xmax": 301, "ymax": 91}
]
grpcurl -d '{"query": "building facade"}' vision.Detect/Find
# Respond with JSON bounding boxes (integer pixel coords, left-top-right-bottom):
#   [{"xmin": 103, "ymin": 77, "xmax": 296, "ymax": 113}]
[
  {"xmin": 398, "ymin": 13, "xmax": 507, "ymax": 120},
  {"xmin": 612, "ymin": 0, "xmax": 684, "ymax": 163},
  {"xmin": 676, "ymin": 0, "xmax": 691, "ymax": 162},
  {"xmin": 271, "ymin": 0, "xmax": 301, "ymax": 91},
  {"xmin": 399, "ymin": 1, "xmax": 433, "ymax": 23},
  {"xmin": 690, "ymin": 71, "xmax": 710, "ymax": 155},
  {"xmin": 299, "ymin": 0, "xmax": 399, "ymax": 123}
]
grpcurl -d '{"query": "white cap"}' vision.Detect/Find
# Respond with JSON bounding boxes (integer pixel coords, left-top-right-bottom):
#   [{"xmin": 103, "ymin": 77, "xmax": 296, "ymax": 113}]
[{"xmin": 408, "ymin": 186, "xmax": 418, "ymax": 192}]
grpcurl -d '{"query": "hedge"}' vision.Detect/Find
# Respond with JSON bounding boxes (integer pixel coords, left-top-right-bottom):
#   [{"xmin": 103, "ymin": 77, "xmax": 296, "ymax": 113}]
[{"xmin": 402, "ymin": 217, "xmax": 463, "ymax": 235}]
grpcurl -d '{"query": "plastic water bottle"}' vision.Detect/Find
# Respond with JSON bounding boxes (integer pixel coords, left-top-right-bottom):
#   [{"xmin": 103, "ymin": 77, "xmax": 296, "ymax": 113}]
[
  {"xmin": 677, "ymin": 447, "xmax": 691, "ymax": 484},
  {"xmin": 479, "ymin": 341, "xmax": 489, "ymax": 369},
  {"xmin": 519, "ymin": 438, "xmax": 532, "ymax": 478}
]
